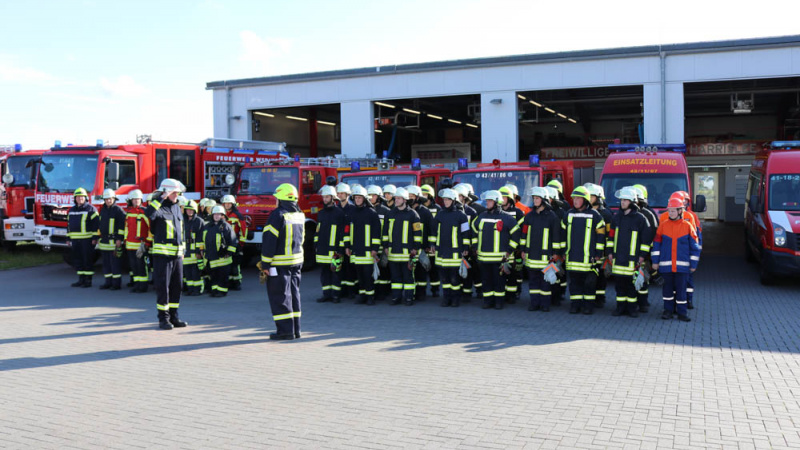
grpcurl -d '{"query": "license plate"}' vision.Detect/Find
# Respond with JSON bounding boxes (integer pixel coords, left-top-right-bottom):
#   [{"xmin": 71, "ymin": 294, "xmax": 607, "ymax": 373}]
[{"xmin": 53, "ymin": 228, "xmax": 67, "ymax": 236}]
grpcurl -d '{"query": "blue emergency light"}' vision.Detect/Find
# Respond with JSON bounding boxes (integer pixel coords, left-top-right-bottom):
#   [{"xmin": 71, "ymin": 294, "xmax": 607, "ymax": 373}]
[
  {"xmin": 14, "ymin": 144, "xmax": 22, "ymax": 152},
  {"xmin": 54, "ymin": 140, "xmax": 62, "ymax": 148},
  {"xmin": 609, "ymin": 143, "xmax": 686, "ymax": 153},
  {"xmin": 294, "ymin": 153, "xmax": 301, "ymax": 162},
  {"xmin": 529, "ymin": 154, "xmax": 540, "ymax": 167},
  {"xmin": 351, "ymin": 161, "xmax": 361, "ymax": 172},
  {"xmin": 96, "ymin": 139, "xmax": 104, "ymax": 147},
  {"xmin": 457, "ymin": 158, "xmax": 469, "ymax": 170},
  {"xmin": 382, "ymin": 150, "xmax": 388, "ymax": 158},
  {"xmin": 411, "ymin": 158, "xmax": 421, "ymax": 170},
  {"xmin": 771, "ymin": 141, "xmax": 800, "ymax": 149}
]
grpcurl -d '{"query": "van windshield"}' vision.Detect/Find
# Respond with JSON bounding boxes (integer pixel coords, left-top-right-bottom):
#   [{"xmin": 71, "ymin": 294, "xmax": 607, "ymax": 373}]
[
  {"xmin": 453, "ymin": 170, "xmax": 540, "ymax": 207},
  {"xmin": 601, "ymin": 173, "xmax": 688, "ymax": 208},
  {"xmin": 769, "ymin": 174, "xmax": 800, "ymax": 211}
]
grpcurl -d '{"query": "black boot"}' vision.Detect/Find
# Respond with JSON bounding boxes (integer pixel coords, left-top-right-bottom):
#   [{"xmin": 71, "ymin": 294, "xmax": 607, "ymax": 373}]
[
  {"xmin": 316, "ymin": 297, "xmax": 329, "ymax": 303},
  {"xmin": 661, "ymin": 310, "xmax": 673, "ymax": 320},
  {"xmin": 677, "ymin": 314, "xmax": 691, "ymax": 322},
  {"xmin": 169, "ymin": 310, "xmax": 188, "ymax": 328},
  {"xmin": 269, "ymin": 333, "xmax": 294, "ymax": 341},
  {"xmin": 627, "ymin": 303, "xmax": 639, "ymax": 318},
  {"xmin": 366, "ymin": 296, "xmax": 376, "ymax": 306},
  {"xmin": 451, "ymin": 297, "xmax": 460, "ymax": 307},
  {"xmin": 569, "ymin": 301, "xmax": 580, "ymax": 314},
  {"xmin": 82, "ymin": 276, "xmax": 92, "ymax": 288},
  {"xmin": 332, "ymin": 296, "xmax": 341, "ymax": 304},
  {"xmin": 390, "ymin": 298, "xmax": 401, "ymax": 305},
  {"xmin": 230, "ymin": 281, "xmax": 242, "ymax": 291},
  {"xmin": 355, "ymin": 294, "xmax": 367, "ymax": 305},
  {"xmin": 582, "ymin": 303, "xmax": 594, "ymax": 315},
  {"xmin": 72, "ymin": 276, "xmax": 84, "ymax": 287},
  {"xmin": 482, "ymin": 300, "xmax": 493, "ymax": 309},
  {"xmin": 158, "ymin": 311, "xmax": 173, "ymax": 330},
  {"xmin": 431, "ymin": 288, "xmax": 439, "ymax": 298},
  {"xmin": 612, "ymin": 302, "xmax": 626, "ymax": 316},
  {"xmin": 529, "ymin": 302, "xmax": 540, "ymax": 311},
  {"xmin": 440, "ymin": 298, "xmax": 450, "ymax": 307}
]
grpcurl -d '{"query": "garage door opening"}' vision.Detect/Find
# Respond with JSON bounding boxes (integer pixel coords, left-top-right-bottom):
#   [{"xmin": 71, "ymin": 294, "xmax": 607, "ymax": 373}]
[
  {"xmin": 517, "ymin": 86, "xmax": 644, "ymax": 160},
  {"xmin": 373, "ymin": 94, "xmax": 481, "ymax": 164},
  {"xmin": 250, "ymin": 104, "xmax": 341, "ymax": 158}
]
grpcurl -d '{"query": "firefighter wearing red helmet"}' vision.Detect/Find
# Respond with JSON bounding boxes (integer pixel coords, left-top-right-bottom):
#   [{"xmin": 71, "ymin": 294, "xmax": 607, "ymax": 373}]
[
  {"xmin": 660, "ymin": 191, "xmax": 702, "ymax": 309},
  {"xmin": 652, "ymin": 197, "xmax": 700, "ymax": 321}
]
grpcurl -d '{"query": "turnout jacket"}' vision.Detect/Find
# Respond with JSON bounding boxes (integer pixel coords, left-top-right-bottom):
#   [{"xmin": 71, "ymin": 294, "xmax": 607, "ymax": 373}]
[
  {"xmin": 145, "ymin": 197, "xmax": 184, "ymax": 257},
  {"xmin": 226, "ymin": 205, "xmax": 248, "ymax": 244},
  {"xmin": 563, "ymin": 206, "xmax": 606, "ymax": 272},
  {"xmin": 261, "ymin": 201, "xmax": 305, "ymax": 267},
  {"xmin": 422, "ymin": 199, "xmax": 441, "ymax": 218},
  {"xmin": 382, "ymin": 206, "xmax": 422, "ymax": 262},
  {"xmin": 344, "ymin": 203, "xmax": 382, "ymax": 265},
  {"xmin": 124, "ymin": 206, "xmax": 150, "ymax": 250},
  {"xmin": 413, "ymin": 204, "xmax": 434, "ymax": 250},
  {"xmin": 183, "ymin": 213, "xmax": 205, "ymax": 264},
  {"xmin": 471, "ymin": 208, "xmax": 520, "ymax": 263},
  {"xmin": 203, "ymin": 219, "xmax": 238, "ymax": 268},
  {"xmin": 607, "ymin": 205, "xmax": 651, "ymax": 276},
  {"xmin": 639, "ymin": 204, "xmax": 660, "ymax": 245},
  {"xmin": 98, "ymin": 203, "xmax": 126, "ymax": 251},
  {"xmin": 652, "ymin": 216, "xmax": 700, "ymax": 274},
  {"xmin": 67, "ymin": 201, "xmax": 99, "ymax": 240},
  {"xmin": 314, "ymin": 203, "xmax": 346, "ymax": 264},
  {"xmin": 431, "ymin": 204, "xmax": 470, "ymax": 267},
  {"xmin": 512, "ymin": 203, "xmax": 564, "ymax": 269}
]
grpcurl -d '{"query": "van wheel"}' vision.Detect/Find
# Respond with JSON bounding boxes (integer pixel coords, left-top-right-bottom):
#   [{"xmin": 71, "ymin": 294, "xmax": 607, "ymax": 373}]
[
  {"xmin": 302, "ymin": 223, "xmax": 317, "ymax": 272},
  {"xmin": 744, "ymin": 233, "xmax": 755, "ymax": 263},
  {"xmin": 759, "ymin": 260, "xmax": 773, "ymax": 285}
]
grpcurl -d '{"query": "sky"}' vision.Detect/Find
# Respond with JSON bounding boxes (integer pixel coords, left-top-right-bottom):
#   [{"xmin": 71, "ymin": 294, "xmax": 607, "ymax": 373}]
[{"xmin": 1, "ymin": 0, "xmax": 799, "ymax": 149}]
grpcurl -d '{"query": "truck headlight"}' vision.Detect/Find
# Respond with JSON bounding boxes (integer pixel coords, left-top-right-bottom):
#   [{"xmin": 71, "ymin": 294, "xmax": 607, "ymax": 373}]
[{"xmin": 774, "ymin": 225, "xmax": 786, "ymax": 247}]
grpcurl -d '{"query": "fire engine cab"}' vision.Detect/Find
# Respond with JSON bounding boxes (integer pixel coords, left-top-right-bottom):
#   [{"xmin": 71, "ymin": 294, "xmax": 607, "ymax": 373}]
[
  {"xmin": 744, "ymin": 141, "xmax": 800, "ymax": 284},
  {"xmin": 1, "ymin": 145, "xmax": 47, "ymax": 249},
  {"xmin": 600, "ymin": 144, "xmax": 705, "ymax": 214},
  {"xmin": 339, "ymin": 158, "xmax": 450, "ymax": 191}
]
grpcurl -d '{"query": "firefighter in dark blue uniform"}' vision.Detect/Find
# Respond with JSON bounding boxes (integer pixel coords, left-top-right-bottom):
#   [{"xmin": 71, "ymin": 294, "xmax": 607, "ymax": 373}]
[
  {"xmin": 564, "ymin": 186, "xmax": 606, "ymax": 315},
  {"xmin": 431, "ymin": 188, "xmax": 470, "ymax": 307},
  {"xmin": 472, "ymin": 190, "xmax": 520, "ymax": 310},
  {"xmin": 98, "ymin": 188, "xmax": 126, "ymax": 290},
  {"xmin": 315, "ymin": 185, "xmax": 346, "ymax": 304},
  {"xmin": 546, "ymin": 183, "xmax": 569, "ymax": 304},
  {"xmin": 633, "ymin": 184, "xmax": 659, "ymax": 313},
  {"xmin": 368, "ymin": 185, "xmax": 392, "ymax": 299},
  {"xmin": 202, "ymin": 205, "xmax": 238, "ymax": 297},
  {"xmin": 261, "ymin": 183, "xmax": 305, "ymax": 340},
  {"xmin": 454, "ymin": 183, "xmax": 479, "ymax": 300},
  {"xmin": 585, "ymin": 183, "xmax": 613, "ymax": 308},
  {"xmin": 145, "ymin": 179, "xmax": 189, "ymax": 330},
  {"xmin": 499, "ymin": 185, "xmax": 525, "ymax": 304},
  {"xmin": 345, "ymin": 186, "xmax": 382, "ymax": 305},
  {"xmin": 67, "ymin": 187, "xmax": 99, "ymax": 288},
  {"xmin": 607, "ymin": 187, "xmax": 652, "ymax": 317},
  {"xmin": 420, "ymin": 184, "xmax": 442, "ymax": 297},
  {"xmin": 513, "ymin": 187, "xmax": 563, "ymax": 312},
  {"xmin": 183, "ymin": 200, "xmax": 205, "ymax": 296},
  {"xmin": 336, "ymin": 183, "xmax": 358, "ymax": 298},
  {"xmin": 406, "ymin": 185, "xmax": 434, "ymax": 301},
  {"xmin": 382, "ymin": 187, "xmax": 422, "ymax": 306}
]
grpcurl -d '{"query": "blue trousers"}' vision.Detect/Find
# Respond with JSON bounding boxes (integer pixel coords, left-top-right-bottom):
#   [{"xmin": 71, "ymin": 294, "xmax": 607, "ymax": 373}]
[{"xmin": 662, "ymin": 272, "xmax": 689, "ymax": 317}]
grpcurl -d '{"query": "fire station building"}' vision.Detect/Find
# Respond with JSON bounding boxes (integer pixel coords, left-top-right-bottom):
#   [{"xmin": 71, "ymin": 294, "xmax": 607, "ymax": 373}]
[{"xmin": 207, "ymin": 35, "xmax": 800, "ymax": 222}]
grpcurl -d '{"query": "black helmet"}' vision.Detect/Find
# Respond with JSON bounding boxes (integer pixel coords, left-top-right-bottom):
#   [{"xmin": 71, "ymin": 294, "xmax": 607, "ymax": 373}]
[
  {"xmin": 438, "ymin": 177, "xmax": 453, "ymax": 191},
  {"xmin": 326, "ymin": 175, "xmax": 337, "ymax": 186}
]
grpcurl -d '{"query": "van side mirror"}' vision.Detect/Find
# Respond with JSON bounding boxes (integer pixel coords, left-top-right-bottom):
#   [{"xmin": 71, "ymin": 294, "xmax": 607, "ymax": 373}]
[
  {"xmin": 240, "ymin": 180, "xmax": 250, "ymax": 192},
  {"xmin": 693, "ymin": 195, "xmax": 707, "ymax": 213},
  {"xmin": 107, "ymin": 162, "xmax": 120, "ymax": 183}
]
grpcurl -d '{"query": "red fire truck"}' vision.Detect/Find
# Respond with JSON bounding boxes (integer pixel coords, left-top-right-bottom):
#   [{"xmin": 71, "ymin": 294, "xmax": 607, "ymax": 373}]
[
  {"xmin": 339, "ymin": 158, "xmax": 451, "ymax": 191},
  {"xmin": 599, "ymin": 144, "xmax": 705, "ymax": 214},
  {"xmin": 451, "ymin": 156, "xmax": 595, "ymax": 207},
  {"xmin": 1, "ymin": 146, "xmax": 48, "ymax": 249},
  {"xmin": 744, "ymin": 140, "xmax": 800, "ymax": 284},
  {"xmin": 32, "ymin": 138, "xmax": 288, "ymax": 251}
]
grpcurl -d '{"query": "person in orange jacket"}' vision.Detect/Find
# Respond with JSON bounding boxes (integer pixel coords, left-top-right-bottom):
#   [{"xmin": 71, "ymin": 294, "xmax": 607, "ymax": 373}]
[
  {"xmin": 652, "ymin": 197, "xmax": 701, "ymax": 322},
  {"xmin": 659, "ymin": 191, "xmax": 702, "ymax": 309}
]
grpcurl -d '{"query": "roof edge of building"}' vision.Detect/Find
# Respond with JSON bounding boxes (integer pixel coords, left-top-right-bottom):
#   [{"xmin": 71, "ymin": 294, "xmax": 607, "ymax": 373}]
[{"xmin": 206, "ymin": 34, "xmax": 800, "ymax": 90}]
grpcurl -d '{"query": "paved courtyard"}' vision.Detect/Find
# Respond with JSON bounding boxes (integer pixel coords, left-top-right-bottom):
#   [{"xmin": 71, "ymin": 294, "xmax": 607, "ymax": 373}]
[{"xmin": 2, "ymin": 224, "xmax": 800, "ymax": 449}]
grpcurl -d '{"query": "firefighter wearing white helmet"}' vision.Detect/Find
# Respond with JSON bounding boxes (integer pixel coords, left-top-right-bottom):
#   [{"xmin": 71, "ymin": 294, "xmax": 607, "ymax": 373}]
[
  {"xmin": 510, "ymin": 186, "xmax": 563, "ymax": 312},
  {"xmin": 630, "ymin": 185, "xmax": 660, "ymax": 313},
  {"xmin": 145, "ymin": 178, "xmax": 189, "ymax": 330},
  {"xmin": 382, "ymin": 186, "xmax": 422, "ymax": 305},
  {"xmin": 367, "ymin": 184, "xmax": 392, "ymax": 297},
  {"xmin": 406, "ymin": 185, "xmax": 436, "ymax": 300},
  {"xmin": 382, "ymin": 184, "xmax": 396, "ymax": 208},
  {"xmin": 314, "ymin": 185, "xmax": 346, "ymax": 303},
  {"xmin": 453, "ymin": 183, "xmax": 481, "ymax": 298},
  {"xmin": 583, "ymin": 183, "xmax": 613, "ymax": 309},
  {"xmin": 183, "ymin": 200, "xmax": 205, "ymax": 296},
  {"xmin": 344, "ymin": 185, "xmax": 382, "ymax": 305},
  {"xmin": 607, "ymin": 187, "xmax": 652, "ymax": 318},
  {"xmin": 335, "ymin": 183, "xmax": 358, "ymax": 298},
  {"xmin": 544, "ymin": 185, "xmax": 568, "ymax": 304},
  {"xmin": 221, "ymin": 194, "xmax": 247, "ymax": 291},
  {"xmin": 431, "ymin": 188, "xmax": 470, "ymax": 307},
  {"xmin": 124, "ymin": 189, "xmax": 150, "ymax": 293},
  {"xmin": 472, "ymin": 190, "xmax": 520, "ymax": 309},
  {"xmin": 202, "ymin": 204, "xmax": 238, "ymax": 297},
  {"xmin": 97, "ymin": 188, "xmax": 126, "ymax": 290}
]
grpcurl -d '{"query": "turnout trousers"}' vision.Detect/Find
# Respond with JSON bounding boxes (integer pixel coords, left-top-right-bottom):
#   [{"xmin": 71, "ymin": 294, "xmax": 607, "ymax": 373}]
[
  {"xmin": 438, "ymin": 266, "xmax": 462, "ymax": 306},
  {"xmin": 319, "ymin": 263, "xmax": 341, "ymax": 301},
  {"xmin": 267, "ymin": 265, "xmax": 302, "ymax": 337},
  {"xmin": 355, "ymin": 263, "xmax": 376, "ymax": 301},
  {"xmin": 389, "ymin": 261, "xmax": 415, "ymax": 302},
  {"xmin": 128, "ymin": 249, "xmax": 149, "ymax": 291},
  {"xmin": 479, "ymin": 262, "xmax": 505, "ymax": 307},
  {"xmin": 100, "ymin": 249, "xmax": 123, "ymax": 288},
  {"xmin": 70, "ymin": 238, "xmax": 95, "ymax": 285},
  {"xmin": 567, "ymin": 270, "xmax": 597, "ymax": 312},
  {"xmin": 153, "ymin": 255, "xmax": 183, "ymax": 321},
  {"xmin": 528, "ymin": 268, "xmax": 552, "ymax": 309}
]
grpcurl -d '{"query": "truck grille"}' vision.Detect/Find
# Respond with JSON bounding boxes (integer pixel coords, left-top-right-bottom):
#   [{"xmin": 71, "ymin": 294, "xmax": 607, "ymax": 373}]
[
  {"xmin": 249, "ymin": 212, "xmax": 271, "ymax": 230},
  {"xmin": 43, "ymin": 204, "xmax": 69, "ymax": 223}
]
